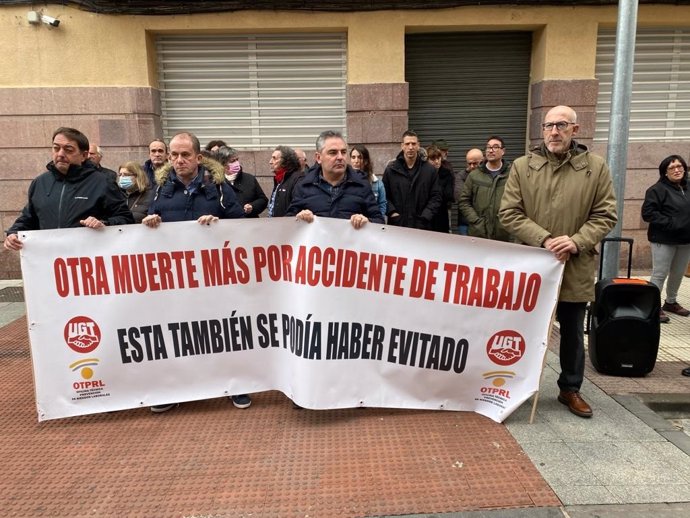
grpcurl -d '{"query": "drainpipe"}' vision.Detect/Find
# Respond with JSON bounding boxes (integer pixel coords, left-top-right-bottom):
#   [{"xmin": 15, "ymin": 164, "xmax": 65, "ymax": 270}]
[{"xmin": 602, "ymin": 0, "xmax": 639, "ymax": 280}]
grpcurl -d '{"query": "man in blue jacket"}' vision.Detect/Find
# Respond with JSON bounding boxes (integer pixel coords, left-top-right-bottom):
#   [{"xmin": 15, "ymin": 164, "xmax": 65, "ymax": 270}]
[
  {"xmin": 286, "ymin": 130, "xmax": 384, "ymax": 227},
  {"xmin": 142, "ymin": 131, "xmax": 248, "ymax": 412},
  {"xmin": 4, "ymin": 127, "xmax": 133, "ymax": 251},
  {"xmin": 143, "ymin": 131, "xmax": 244, "ymax": 226}
]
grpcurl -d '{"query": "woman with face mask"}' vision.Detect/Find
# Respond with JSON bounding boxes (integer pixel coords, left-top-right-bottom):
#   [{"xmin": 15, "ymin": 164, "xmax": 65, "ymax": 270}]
[
  {"xmin": 118, "ymin": 161, "xmax": 153, "ymax": 223},
  {"xmin": 216, "ymin": 146, "xmax": 268, "ymax": 218}
]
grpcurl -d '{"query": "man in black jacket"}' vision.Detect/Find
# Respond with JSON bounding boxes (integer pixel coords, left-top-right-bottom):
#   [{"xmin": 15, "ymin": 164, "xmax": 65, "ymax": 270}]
[
  {"xmin": 383, "ymin": 130, "xmax": 441, "ymax": 230},
  {"xmin": 287, "ymin": 130, "xmax": 383, "ymax": 227},
  {"xmin": 143, "ymin": 138, "xmax": 168, "ymax": 186},
  {"xmin": 4, "ymin": 127, "xmax": 133, "ymax": 251}
]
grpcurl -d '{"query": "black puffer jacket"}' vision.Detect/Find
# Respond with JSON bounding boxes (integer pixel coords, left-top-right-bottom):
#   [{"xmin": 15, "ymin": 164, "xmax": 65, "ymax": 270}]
[
  {"xmin": 382, "ymin": 151, "xmax": 442, "ymax": 230},
  {"xmin": 7, "ymin": 161, "xmax": 133, "ymax": 233},
  {"xmin": 641, "ymin": 175, "xmax": 690, "ymax": 245}
]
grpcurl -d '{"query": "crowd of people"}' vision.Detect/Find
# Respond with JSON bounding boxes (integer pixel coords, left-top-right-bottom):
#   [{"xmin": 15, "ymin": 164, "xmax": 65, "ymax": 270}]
[{"xmin": 4, "ymin": 103, "xmax": 689, "ymax": 413}]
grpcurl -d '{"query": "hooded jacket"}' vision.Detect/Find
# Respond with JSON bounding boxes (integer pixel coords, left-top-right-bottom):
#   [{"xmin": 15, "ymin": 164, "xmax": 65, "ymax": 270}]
[
  {"xmin": 641, "ymin": 172, "xmax": 690, "ymax": 245},
  {"xmin": 382, "ymin": 151, "xmax": 442, "ymax": 230},
  {"xmin": 458, "ymin": 160, "xmax": 511, "ymax": 241},
  {"xmin": 499, "ymin": 141, "xmax": 617, "ymax": 302},
  {"xmin": 7, "ymin": 160, "xmax": 134, "ymax": 233},
  {"xmin": 149, "ymin": 157, "xmax": 244, "ymax": 221},
  {"xmin": 286, "ymin": 165, "xmax": 385, "ymax": 223}
]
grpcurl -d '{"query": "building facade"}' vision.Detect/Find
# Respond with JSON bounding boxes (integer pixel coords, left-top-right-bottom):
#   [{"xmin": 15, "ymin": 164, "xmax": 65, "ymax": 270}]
[{"xmin": 2, "ymin": 1, "xmax": 690, "ymax": 277}]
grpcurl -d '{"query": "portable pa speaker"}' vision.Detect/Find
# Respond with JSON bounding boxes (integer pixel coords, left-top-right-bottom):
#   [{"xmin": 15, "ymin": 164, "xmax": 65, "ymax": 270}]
[
  {"xmin": 587, "ymin": 237, "xmax": 661, "ymax": 377},
  {"xmin": 588, "ymin": 277, "xmax": 660, "ymax": 376}
]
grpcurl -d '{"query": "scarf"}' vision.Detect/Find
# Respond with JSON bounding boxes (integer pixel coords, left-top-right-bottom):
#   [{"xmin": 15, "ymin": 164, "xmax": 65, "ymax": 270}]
[{"xmin": 274, "ymin": 166, "xmax": 288, "ymax": 184}]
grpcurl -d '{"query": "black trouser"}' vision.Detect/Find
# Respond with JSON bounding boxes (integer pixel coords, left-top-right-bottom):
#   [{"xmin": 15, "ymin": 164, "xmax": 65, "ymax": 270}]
[{"xmin": 556, "ymin": 301, "xmax": 587, "ymax": 392}]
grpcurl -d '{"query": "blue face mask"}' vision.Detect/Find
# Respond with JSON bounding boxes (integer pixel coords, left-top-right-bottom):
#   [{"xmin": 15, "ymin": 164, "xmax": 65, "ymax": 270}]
[{"xmin": 118, "ymin": 176, "xmax": 134, "ymax": 190}]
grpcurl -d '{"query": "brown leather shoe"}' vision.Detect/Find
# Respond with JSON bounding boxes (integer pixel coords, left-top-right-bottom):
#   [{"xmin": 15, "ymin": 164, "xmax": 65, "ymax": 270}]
[
  {"xmin": 558, "ymin": 390, "xmax": 593, "ymax": 418},
  {"xmin": 662, "ymin": 301, "xmax": 690, "ymax": 317},
  {"xmin": 659, "ymin": 309, "xmax": 671, "ymax": 323}
]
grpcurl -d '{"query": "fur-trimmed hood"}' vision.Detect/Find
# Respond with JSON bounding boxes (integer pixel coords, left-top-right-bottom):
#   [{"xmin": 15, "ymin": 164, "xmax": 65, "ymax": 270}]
[{"xmin": 153, "ymin": 157, "xmax": 226, "ymax": 186}]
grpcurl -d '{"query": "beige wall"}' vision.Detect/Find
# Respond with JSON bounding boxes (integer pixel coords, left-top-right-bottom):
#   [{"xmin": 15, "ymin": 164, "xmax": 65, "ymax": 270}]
[
  {"xmin": 2, "ymin": 4, "xmax": 690, "ymax": 276},
  {"xmin": 0, "ymin": 5, "xmax": 623, "ymax": 88}
]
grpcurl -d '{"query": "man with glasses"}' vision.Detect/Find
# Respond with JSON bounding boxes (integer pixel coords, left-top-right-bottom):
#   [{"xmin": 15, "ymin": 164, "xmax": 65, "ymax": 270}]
[
  {"xmin": 499, "ymin": 105, "xmax": 617, "ymax": 419},
  {"xmin": 142, "ymin": 131, "xmax": 248, "ymax": 413},
  {"xmin": 458, "ymin": 136, "xmax": 511, "ymax": 241}
]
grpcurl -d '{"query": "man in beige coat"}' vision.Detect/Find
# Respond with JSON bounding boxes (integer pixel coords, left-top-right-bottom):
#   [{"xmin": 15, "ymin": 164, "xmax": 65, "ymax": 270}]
[{"xmin": 499, "ymin": 106, "xmax": 617, "ymax": 418}]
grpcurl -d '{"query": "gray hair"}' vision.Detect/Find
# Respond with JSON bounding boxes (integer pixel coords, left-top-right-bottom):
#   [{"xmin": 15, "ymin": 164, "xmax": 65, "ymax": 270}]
[
  {"xmin": 216, "ymin": 146, "xmax": 240, "ymax": 165},
  {"xmin": 315, "ymin": 130, "xmax": 346, "ymax": 153}
]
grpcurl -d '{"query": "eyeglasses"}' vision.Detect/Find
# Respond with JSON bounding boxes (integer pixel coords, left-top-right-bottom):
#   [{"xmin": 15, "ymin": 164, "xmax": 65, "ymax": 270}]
[
  {"xmin": 485, "ymin": 145, "xmax": 503, "ymax": 151},
  {"xmin": 667, "ymin": 165, "xmax": 685, "ymax": 172},
  {"xmin": 542, "ymin": 121, "xmax": 576, "ymax": 131}
]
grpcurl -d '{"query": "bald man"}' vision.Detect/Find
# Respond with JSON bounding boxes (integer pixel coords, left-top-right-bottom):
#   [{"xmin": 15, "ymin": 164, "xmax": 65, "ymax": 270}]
[
  {"xmin": 454, "ymin": 148, "xmax": 484, "ymax": 235},
  {"xmin": 499, "ymin": 105, "xmax": 617, "ymax": 419}
]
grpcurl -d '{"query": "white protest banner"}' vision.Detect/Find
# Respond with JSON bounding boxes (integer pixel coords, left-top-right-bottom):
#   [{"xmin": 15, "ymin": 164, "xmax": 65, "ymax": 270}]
[{"xmin": 18, "ymin": 218, "xmax": 563, "ymax": 422}]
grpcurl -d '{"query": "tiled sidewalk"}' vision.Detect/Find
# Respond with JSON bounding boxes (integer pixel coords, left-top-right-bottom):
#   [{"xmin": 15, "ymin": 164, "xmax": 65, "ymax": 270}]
[
  {"xmin": 0, "ymin": 314, "xmax": 558, "ymax": 517},
  {"xmin": 2, "ymin": 276, "xmax": 690, "ymax": 517}
]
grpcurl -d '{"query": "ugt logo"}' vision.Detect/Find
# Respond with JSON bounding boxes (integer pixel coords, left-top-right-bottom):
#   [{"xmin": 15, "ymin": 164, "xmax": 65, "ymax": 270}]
[
  {"xmin": 486, "ymin": 330, "xmax": 525, "ymax": 366},
  {"xmin": 64, "ymin": 316, "xmax": 101, "ymax": 354}
]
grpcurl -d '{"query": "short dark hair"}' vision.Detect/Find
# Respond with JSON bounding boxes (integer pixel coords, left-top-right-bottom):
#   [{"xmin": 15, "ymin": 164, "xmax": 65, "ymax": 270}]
[
  {"xmin": 315, "ymin": 130, "xmax": 345, "ymax": 153},
  {"xmin": 274, "ymin": 145, "xmax": 301, "ymax": 174},
  {"xmin": 53, "ymin": 127, "xmax": 89, "ymax": 152},
  {"xmin": 486, "ymin": 135, "xmax": 505, "ymax": 148},
  {"xmin": 205, "ymin": 139, "xmax": 227, "ymax": 151},
  {"xmin": 149, "ymin": 138, "xmax": 168, "ymax": 152},
  {"xmin": 171, "ymin": 132, "xmax": 201, "ymax": 154},
  {"xmin": 402, "ymin": 130, "xmax": 418, "ymax": 141},
  {"xmin": 426, "ymin": 145, "xmax": 443, "ymax": 161},
  {"xmin": 659, "ymin": 155, "xmax": 688, "ymax": 178}
]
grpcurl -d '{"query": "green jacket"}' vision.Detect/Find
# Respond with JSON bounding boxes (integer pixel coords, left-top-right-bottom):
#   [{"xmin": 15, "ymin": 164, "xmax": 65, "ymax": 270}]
[
  {"xmin": 458, "ymin": 160, "xmax": 511, "ymax": 241},
  {"xmin": 498, "ymin": 142, "xmax": 617, "ymax": 302}
]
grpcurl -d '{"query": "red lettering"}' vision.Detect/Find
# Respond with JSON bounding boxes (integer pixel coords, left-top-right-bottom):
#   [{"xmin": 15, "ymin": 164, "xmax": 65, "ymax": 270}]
[
  {"xmin": 483, "ymin": 268, "xmax": 501, "ymax": 308},
  {"xmin": 184, "ymin": 250, "xmax": 198, "ymax": 288},
  {"xmin": 235, "ymin": 247, "xmax": 250, "ymax": 284},
  {"xmin": 145, "ymin": 253, "xmax": 161, "ymax": 292},
  {"xmin": 307, "ymin": 247, "xmax": 321, "ymax": 287},
  {"xmin": 497, "ymin": 270, "xmax": 514, "ymax": 310},
  {"xmin": 356, "ymin": 251, "xmax": 369, "ymax": 290},
  {"xmin": 54, "ymin": 258, "xmax": 69, "ymax": 297},
  {"xmin": 322, "ymin": 247, "xmax": 335, "ymax": 287},
  {"xmin": 392, "ymin": 257, "xmax": 407, "ymax": 296}
]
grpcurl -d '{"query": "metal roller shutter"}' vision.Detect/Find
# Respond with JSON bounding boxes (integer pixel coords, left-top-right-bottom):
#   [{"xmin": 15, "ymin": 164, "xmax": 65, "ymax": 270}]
[
  {"xmin": 595, "ymin": 27, "xmax": 690, "ymax": 142},
  {"xmin": 405, "ymin": 32, "xmax": 532, "ymax": 162},
  {"xmin": 156, "ymin": 33, "xmax": 347, "ymax": 149}
]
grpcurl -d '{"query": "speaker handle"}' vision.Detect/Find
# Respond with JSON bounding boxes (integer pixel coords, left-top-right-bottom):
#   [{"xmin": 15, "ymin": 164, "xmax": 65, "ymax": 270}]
[{"xmin": 599, "ymin": 237, "xmax": 634, "ymax": 280}]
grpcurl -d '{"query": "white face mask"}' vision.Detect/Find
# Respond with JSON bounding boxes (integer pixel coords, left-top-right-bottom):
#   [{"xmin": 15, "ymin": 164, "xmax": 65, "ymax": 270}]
[
  {"xmin": 228, "ymin": 161, "xmax": 241, "ymax": 174},
  {"xmin": 118, "ymin": 176, "xmax": 134, "ymax": 190}
]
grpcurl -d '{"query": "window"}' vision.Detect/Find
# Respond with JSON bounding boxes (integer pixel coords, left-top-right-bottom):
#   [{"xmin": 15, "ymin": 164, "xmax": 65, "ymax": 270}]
[
  {"xmin": 595, "ymin": 28, "xmax": 690, "ymax": 141},
  {"xmin": 157, "ymin": 33, "xmax": 347, "ymax": 149}
]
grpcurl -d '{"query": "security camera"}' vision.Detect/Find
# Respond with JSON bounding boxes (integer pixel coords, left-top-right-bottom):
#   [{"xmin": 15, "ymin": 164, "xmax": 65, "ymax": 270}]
[{"xmin": 41, "ymin": 14, "xmax": 60, "ymax": 27}]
